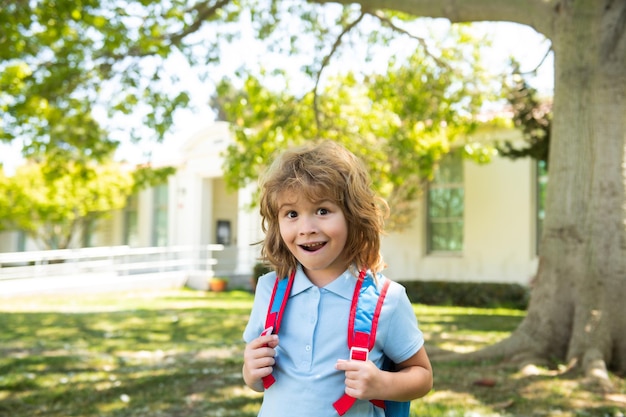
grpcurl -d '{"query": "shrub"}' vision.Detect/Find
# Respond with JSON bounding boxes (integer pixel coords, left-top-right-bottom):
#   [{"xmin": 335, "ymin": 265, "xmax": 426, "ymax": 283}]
[
  {"xmin": 399, "ymin": 280, "xmax": 529, "ymax": 310},
  {"xmin": 253, "ymin": 262, "xmax": 273, "ymax": 278}
]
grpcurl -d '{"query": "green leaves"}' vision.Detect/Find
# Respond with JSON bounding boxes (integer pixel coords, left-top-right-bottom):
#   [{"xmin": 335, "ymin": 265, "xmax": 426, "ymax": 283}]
[
  {"xmin": 1, "ymin": 1, "xmax": 510, "ymax": 234},
  {"xmin": 216, "ymin": 25, "xmax": 499, "ymax": 229},
  {"xmin": 0, "ymin": 160, "xmax": 129, "ymax": 248},
  {"xmin": 0, "ymin": 0, "xmax": 236, "ymax": 163},
  {"xmin": 0, "ymin": 159, "xmax": 173, "ymax": 249},
  {"xmin": 497, "ymin": 61, "xmax": 551, "ymax": 166}
]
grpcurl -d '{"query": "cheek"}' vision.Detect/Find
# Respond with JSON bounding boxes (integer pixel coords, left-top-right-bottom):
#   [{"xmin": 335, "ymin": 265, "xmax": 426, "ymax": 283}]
[
  {"xmin": 335, "ymin": 217, "xmax": 349, "ymax": 240},
  {"xmin": 339, "ymin": 232, "xmax": 350, "ymax": 251},
  {"xmin": 277, "ymin": 222, "xmax": 293, "ymax": 242},
  {"xmin": 338, "ymin": 224, "xmax": 350, "ymax": 249}
]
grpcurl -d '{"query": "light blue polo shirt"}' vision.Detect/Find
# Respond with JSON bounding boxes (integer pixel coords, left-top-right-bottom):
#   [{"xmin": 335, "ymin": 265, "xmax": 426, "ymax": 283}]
[{"xmin": 243, "ymin": 266, "xmax": 424, "ymax": 417}]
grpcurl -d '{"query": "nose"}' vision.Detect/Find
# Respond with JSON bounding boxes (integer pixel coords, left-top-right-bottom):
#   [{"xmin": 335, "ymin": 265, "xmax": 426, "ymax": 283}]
[{"xmin": 298, "ymin": 215, "xmax": 318, "ymax": 235}]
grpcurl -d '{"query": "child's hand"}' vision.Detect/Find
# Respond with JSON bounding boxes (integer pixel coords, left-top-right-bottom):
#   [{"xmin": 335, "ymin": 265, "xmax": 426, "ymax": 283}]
[
  {"xmin": 335, "ymin": 359, "xmax": 383, "ymax": 400},
  {"xmin": 242, "ymin": 329, "xmax": 279, "ymax": 392}
]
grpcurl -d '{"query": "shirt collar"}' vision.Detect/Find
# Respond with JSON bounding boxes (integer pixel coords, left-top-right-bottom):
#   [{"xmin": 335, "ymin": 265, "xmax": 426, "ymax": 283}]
[{"xmin": 290, "ymin": 265, "xmax": 357, "ymax": 301}]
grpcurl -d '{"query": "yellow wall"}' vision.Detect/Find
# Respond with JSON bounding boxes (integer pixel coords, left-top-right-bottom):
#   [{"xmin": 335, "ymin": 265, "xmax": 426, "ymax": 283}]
[{"xmin": 381, "ymin": 155, "xmax": 538, "ymax": 285}]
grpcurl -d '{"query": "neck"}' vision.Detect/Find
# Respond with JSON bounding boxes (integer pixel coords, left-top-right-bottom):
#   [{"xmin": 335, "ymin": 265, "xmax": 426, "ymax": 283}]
[{"xmin": 303, "ymin": 267, "xmax": 346, "ymax": 287}]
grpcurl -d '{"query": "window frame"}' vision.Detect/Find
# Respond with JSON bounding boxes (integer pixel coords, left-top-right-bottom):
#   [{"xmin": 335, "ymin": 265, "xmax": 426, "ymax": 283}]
[
  {"xmin": 426, "ymin": 152, "xmax": 464, "ymax": 255},
  {"xmin": 152, "ymin": 185, "xmax": 169, "ymax": 247},
  {"xmin": 123, "ymin": 194, "xmax": 139, "ymax": 247}
]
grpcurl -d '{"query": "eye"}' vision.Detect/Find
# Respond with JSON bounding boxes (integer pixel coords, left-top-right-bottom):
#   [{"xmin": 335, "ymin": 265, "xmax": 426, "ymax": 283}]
[
  {"xmin": 286, "ymin": 210, "xmax": 298, "ymax": 219},
  {"xmin": 316, "ymin": 208, "xmax": 329, "ymax": 215}
]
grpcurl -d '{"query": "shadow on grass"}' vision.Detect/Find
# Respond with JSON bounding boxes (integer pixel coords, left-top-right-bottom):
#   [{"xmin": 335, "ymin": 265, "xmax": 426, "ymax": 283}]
[
  {"xmin": 420, "ymin": 358, "xmax": 625, "ymax": 417},
  {"xmin": 1, "ymin": 290, "xmax": 623, "ymax": 417},
  {"xmin": 0, "ymin": 356, "xmax": 261, "ymax": 417},
  {"xmin": 0, "ymin": 290, "xmax": 261, "ymax": 417}
]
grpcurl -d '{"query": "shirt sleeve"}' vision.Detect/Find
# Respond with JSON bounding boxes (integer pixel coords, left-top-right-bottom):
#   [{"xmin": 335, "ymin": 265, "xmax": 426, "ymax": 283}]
[
  {"xmin": 379, "ymin": 280, "xmax": 424, "ymax": 364},
  {"xmin": 243, "ymin": 271, "xmax": 276, "ymax": 343}
]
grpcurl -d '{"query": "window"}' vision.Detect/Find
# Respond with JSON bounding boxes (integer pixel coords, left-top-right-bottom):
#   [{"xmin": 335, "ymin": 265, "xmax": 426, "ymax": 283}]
[
  {"xmin": 427, "ymin": 152, "xmax": 464, "ymax": 253},
  {"xmin": 124, "ymin": 194, "xmax": 139, "ymax": 247},
  {"xmin": 81, "ymin": 218, "xmax": 97, "ymax": 247},
  {"xmin": 536, "ymin": 160, "xmax": 548, "ymax": 253},
  {"xmin": 216, "ymin": 220, "xmax": 231, "ymax": 246},
  {"xmin": 17, "ymin": 230, "xmax": 26, "ymax": 252},
  {"xmin": 152, "ymin": 185, "xmax": 169, "ymax": 247}
]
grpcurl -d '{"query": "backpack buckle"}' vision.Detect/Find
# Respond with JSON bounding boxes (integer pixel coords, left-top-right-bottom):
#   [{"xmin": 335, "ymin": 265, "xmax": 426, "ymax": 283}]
[{"xmin": 349, "ymin": 346, "xmax": 369, "ymax": 361}]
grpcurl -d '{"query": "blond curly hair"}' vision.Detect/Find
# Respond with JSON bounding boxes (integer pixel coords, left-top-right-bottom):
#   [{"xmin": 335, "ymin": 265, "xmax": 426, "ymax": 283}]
[{"xmin": 258, "ymin": 140, "xmax": 388, "ymax": 279}]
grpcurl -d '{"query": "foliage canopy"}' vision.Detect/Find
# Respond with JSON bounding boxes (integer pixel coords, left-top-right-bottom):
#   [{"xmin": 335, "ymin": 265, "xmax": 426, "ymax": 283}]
[
  {"xmin": 214, "ymin": 26, "xmax": 501, "ymax": 228},
  {"xmin": 0, "ymin": 0, "xmax": 540, "ymax": 237},
  {"xmin": 0, "ymin": 158, "xmax": 174, "ymax": 249},
  {"xmin": 0, "ymin": 159, "xmax": 133, "ymax": 249}
]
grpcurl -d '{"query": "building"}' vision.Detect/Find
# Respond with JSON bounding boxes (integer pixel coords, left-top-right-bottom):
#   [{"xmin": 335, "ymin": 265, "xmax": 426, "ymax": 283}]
[{"xmin": 0, "ymin": 121, "xmax": 543, "ymax": 288}]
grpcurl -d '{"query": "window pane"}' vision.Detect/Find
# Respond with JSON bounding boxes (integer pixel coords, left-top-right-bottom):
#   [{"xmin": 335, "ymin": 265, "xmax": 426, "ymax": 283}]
[
  {"xmin": 427, "ymin": 152, "xmax": 463, "ymax": 253},
  {"xmin": 434, "ymin": 154, "xmax": 463, "ymax": 183},
  {"xmin": 429, "ymin": 221, "xmax": 463, "ymax": 251},
  {"xmin": 82, "ymin": 218, "xmax": 96, "ymax": 248},
  {"xmin": 124, "ymin": 211, "xmax": 138, "ymax": 246},
  {"xmin": 152, "ymin": 185, "xmax": 168, "ymax": 247},
  {"xmin": 428, "ymin": 188, "xmax": 464, "ymax": 218},
  {"xmin": 17, "ymin": 231, "xmax": 26, "ymax": 251},
  {"xmin": 124, "ymin": 195, "xmax": 139, "ymax": 246}
]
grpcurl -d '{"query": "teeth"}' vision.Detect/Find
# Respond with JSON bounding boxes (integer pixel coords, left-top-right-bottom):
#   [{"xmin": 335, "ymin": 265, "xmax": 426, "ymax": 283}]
[{"xmin": 302, "ymin": 242, "xmax": 324, "ymax": 248}]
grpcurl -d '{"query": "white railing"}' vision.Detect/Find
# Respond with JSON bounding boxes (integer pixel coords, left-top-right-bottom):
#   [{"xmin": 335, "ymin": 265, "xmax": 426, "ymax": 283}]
[{"xmin": 0, "ymin": 244, "xmax": 224, "ymax": 281}]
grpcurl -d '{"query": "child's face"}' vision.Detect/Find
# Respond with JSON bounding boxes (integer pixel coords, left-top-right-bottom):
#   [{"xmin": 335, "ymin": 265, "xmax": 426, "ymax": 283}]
[{"xmin": 276, "ymin": 189, "xmax": 349, "ymax": 284}]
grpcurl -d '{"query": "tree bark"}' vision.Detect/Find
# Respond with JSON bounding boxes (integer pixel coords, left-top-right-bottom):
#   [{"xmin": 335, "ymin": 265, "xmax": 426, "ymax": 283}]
[
  {"xmin": 474, "ymin": 1, "xmax": 626, "ymax": 382},
  {"xmin": 534, "ymin": 0, "xmax": 626, "ymax": 380},
  {"xmin": 327, "ymin": 0, "xmax": 626, "ymax": 382}
]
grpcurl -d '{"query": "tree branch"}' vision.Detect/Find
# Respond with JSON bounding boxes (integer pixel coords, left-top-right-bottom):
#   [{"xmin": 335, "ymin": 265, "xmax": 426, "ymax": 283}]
[
  {"xmin": 520, "ymin": 44, "xmax": 553, "ymax": 76},
  {"xmin": 312, "ymin": 12, "xmax": 367, "ymax": 135},
  {"xmin": 98, "ymin": 0, "xmax": 232, "ymax": 62},
  {"xmin": 310, "ymin": 7, "xmax": 453, "ymax": 135},
  {"xmin": 312, "ymin": 0, "xmax": 555, "ymax": 38},
  {"xmin": 368, "ymin": 9, "xmax": 448, "ymax": 68},
  {"xmin": 168, "ymin": 0, "xmax": 234, "ymax": 46}
]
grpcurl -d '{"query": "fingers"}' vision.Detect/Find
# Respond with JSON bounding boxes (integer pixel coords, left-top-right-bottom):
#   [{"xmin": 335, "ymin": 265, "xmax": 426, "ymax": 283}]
[
  {"xmin": 255, "ymin": 332, "xmax": 279, "ymax": 348},
  {"xmin": 245, "ymin": 344, "xmax": 277, "ymax": 365},
  {"xmin": 335, "ymin": 359, "xmax": 359, "ymax": 372},
  {"xmin": 335, "ymin": 359, "xmax": 380, "ymax": 400},
  {"xmin": 243, "ymin": 334, "xmax": 279, "ymax": 386},
  {"xmin": 245, "ymin": 335, "xmax": 278, "ymax": 366}
]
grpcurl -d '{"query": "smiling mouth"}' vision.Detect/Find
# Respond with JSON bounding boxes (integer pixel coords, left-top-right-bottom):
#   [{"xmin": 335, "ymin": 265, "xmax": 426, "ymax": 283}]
[{"xmin": 300, "ymin": 242, "xmax": 326, "ymax": 252}]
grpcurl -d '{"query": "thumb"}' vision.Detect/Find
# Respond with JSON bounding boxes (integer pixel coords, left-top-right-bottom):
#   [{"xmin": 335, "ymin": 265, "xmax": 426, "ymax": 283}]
[{"xmin": 335, "ymin": 359, "xmax": 352, "ymax": 371}]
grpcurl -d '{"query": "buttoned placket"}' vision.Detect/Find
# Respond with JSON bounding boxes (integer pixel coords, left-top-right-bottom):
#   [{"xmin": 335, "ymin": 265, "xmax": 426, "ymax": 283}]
[{"xmin": 299, "ymin": 286, "xmax": 320, "ymax": 369}]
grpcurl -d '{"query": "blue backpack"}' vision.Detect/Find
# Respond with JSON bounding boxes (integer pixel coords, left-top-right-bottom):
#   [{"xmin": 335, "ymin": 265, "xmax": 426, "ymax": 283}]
[{"xmin": 260, "ymin": 269, "xmax": 411, "ymax": 417}]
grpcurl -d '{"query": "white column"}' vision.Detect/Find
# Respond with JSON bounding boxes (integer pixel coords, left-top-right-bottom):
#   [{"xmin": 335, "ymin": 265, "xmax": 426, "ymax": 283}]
[{"xmin": 234, "ymin": 183, "xmax": 263, "ymax": 275}]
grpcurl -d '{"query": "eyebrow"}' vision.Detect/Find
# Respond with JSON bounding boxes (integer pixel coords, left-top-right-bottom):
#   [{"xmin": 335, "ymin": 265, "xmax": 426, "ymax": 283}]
[
  {"xmin": 278, "ymin": 199, "xmax": 336, "ymax": 210},
  {"xmin": 313, "ymin": 199, "xmax": 336, "ymax": 206},
  {"xmin": 277, "ymin": 201, "xmax": 296, "ymax": 212}
]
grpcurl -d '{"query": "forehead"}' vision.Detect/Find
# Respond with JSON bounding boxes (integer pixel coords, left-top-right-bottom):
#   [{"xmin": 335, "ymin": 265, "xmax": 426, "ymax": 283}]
[
  {"xmin": 275, "ymin": 187, "xmax": 337, "ymax": 209},
  {"xmin": 276, "ymin": 188, "xmax": 299, "ymax": 207}
]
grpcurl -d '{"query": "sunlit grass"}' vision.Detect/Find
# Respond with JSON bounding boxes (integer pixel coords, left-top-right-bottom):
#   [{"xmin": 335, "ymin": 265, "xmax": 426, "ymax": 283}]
[
  {"xmin": 415, "ymin": 305, "xmax": 525, "ymax": 354},
  {"xmin": 0, "ymin": 288, "xmax": 623, "ymax": 417}
]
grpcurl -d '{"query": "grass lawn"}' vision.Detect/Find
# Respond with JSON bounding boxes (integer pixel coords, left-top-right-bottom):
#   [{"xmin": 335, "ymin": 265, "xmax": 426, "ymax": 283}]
[{"xmin": 0, "ymin": 288, "xmax": 624, "ymax": 417}]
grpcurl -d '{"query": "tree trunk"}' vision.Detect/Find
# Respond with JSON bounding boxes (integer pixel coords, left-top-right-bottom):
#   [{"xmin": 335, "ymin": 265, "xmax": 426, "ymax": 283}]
[
  {"xmin": 526, "ymin": 0, "xmax": 626, "ymax": 379},
  {"xmin": 333, "ymin": 0, "xmax": 626, "ymax": 382},
  {"xmin": 457, "ymin": 1, "xmax": 626, "ymax": 384}
]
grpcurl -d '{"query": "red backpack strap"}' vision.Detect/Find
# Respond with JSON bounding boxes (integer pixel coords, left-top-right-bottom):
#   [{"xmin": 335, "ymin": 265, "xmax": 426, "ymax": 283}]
[
  {"xmin": 333, "ymin": 269, "xmax": 390, "ymax": 415},
  {"xmin": 261, "ymin": 269, "xmax": 295, "ymax": 389}
]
